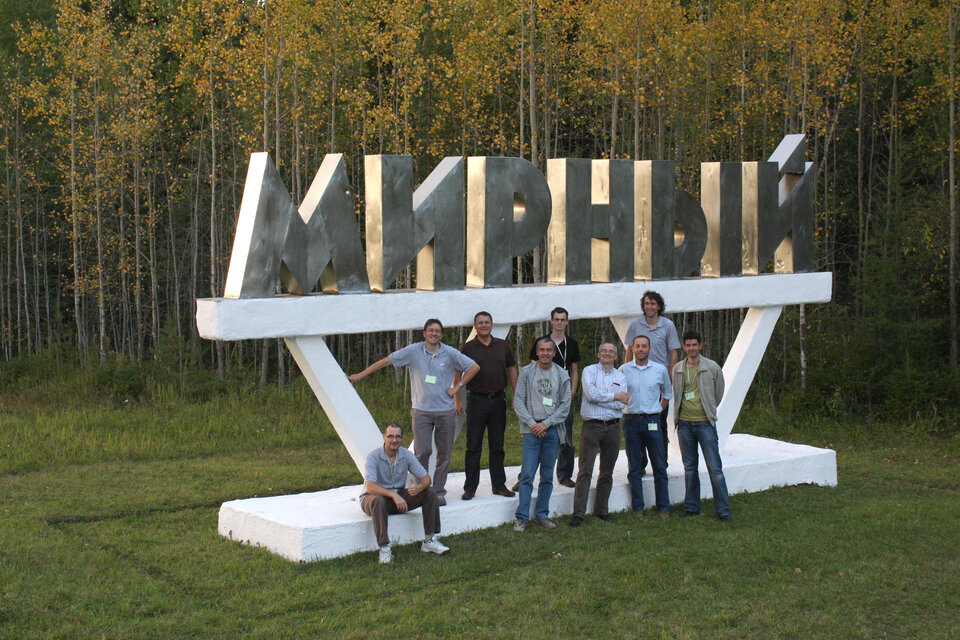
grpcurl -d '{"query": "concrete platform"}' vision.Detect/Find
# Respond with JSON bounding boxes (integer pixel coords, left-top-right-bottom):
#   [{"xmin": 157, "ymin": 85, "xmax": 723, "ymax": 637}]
[{"xmin": 219, "ymin": 433, "xmax": 836, "ymax": 562}]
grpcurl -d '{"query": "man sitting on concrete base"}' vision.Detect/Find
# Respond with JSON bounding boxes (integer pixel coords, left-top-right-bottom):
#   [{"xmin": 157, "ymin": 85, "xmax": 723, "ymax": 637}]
[{"xmin": 360, "ymin": 423, "xmax": 449, "ymax": 564}]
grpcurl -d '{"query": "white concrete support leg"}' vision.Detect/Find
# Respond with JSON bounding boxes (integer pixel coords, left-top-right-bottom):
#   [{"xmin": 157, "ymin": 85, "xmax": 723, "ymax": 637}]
[
  {"xmin": 285, "ymin": 336, "xmax": 382, "ymax": 473},
  {"xmin": 717, "ymin": 306, "xmax": 783, "ymax": 451}
]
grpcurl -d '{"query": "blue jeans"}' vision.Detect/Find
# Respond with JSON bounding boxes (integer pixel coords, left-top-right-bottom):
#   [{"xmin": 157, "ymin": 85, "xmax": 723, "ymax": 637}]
[
  {"xmin": 677, "ymin": 420, "xmax": 730, "ymax": 517},
  {"xmin": 622, "ymin": 414, "xmax": 670, "ymax": 511},
  {"xmin": 515, "ymin": 426, "xmax": 560, "ymax": 521}
]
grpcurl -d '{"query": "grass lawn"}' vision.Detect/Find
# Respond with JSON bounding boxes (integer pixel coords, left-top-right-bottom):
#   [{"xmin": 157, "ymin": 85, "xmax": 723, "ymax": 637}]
[{"xmin": 1, "ymin": 380, "xmax": 958, "ymax": 639}]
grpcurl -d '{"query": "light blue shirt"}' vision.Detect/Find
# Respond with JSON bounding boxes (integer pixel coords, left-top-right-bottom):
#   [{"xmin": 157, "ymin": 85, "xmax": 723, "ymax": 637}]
[
  {"xmin": 619, "ymin": 359, "xmax": 672, "ymax": 415},
  {"xmin": 390, "ymin": 342, "xmax": 476, "ymax": 412}
]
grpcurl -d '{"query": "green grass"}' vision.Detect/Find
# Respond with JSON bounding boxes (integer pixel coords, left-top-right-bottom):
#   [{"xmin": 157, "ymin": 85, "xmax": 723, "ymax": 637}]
[{"xmin": 1, "ymin": 375, "xmax": 959, "ymax": 638}]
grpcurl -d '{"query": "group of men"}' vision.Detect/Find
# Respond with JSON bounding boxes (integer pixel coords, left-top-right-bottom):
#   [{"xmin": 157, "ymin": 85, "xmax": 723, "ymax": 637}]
[{"xmin": 349, "ymin": 293, "xmax": 731, "ymax": 564}]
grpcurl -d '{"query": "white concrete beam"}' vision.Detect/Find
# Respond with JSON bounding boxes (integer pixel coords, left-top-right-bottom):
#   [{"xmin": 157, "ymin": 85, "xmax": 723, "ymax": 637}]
[{"xmin": 197, "ymin": 273, "xmax": 831, "ymax": 340}]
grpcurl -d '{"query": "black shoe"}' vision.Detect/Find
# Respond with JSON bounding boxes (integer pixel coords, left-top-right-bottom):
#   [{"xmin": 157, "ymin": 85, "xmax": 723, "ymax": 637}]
[
  {"xmin": 437, "ymin": 495, "xmax": 447, "ymax": 506},
  {"xmin": 597, "ymin": 514, "xmax": 614, "ymax": 523},
  {"xmin": 461, "ymin": 491, "xmax": 475, "ymax": 501},
  {"xmin": 679, "ymin": 510, "xmax": 700, "ymax": 518},
  {"xmin": 718, "ymin": 514, "xmax": 731, "ymax": 521},
  {"xmin": 559, "ymin": 478, "xmax": 575, "ymax": 488},
  {"xmin": 569, "ymin": 516, "xmax": 583, "ymax": 527}
]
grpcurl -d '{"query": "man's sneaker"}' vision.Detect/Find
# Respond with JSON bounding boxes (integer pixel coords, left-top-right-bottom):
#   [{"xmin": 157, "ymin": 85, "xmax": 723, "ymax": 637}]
[
  {"xmin": 538, "ymin": 517, "xmax": 557, "ymax": 529},
  {"xmin": 421, "ymin": 537, "xmax": 449, "ymax": 554},
  {"xmin": 718, "ymin": 514, "xmax": 732, "ymax": 522},
  {"xmin": 378, "ymin": 546, "xmax": 392, "ymax": 564},
  {"xmin": 513, "ymin": 518, "xmax": 527, "ymax": 532},
  {"xmin": 597, "ymin": 514, "xmax": 614, "ymax": 523},
  {"xmin": 511, "ymin": 481, "xmax": 520, "ymax": 492},
  {"xmin": 659, "ymin": 510, "xmax": 670, "ymax": 519},
  {"xmin": 569, "ymin": 515, "xmax": 583, "ymax": 527},
  {"xmin": 436, "ymin": 495, "xmax": 447, "ymax": 506}
]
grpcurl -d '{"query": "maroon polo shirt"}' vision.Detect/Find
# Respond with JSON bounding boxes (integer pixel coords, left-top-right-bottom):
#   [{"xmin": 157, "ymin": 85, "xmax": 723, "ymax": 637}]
[{"xmin": 460, "ymin": 336, "xmax": 516, "ymax": 394}]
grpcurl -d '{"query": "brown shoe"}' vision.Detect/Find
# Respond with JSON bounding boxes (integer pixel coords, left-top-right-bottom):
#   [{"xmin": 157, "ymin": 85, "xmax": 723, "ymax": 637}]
[
  {"xmin": 461, "ymin": 491, "xmax": 475, "ymax": 501},
  {"xmin": 492, "ymin": 487, "xmax": 515, "ymax": 498},
  {"xmin": 559, "ymin": 478, "xmax": 575, "ymax": 488},
  {"xmin": 511, "ymin": 482, "xmax": 520, "ymax": 492},
  {"xmin": 658, "ymin": 510, "xmax": 669, "ymax": 519}
]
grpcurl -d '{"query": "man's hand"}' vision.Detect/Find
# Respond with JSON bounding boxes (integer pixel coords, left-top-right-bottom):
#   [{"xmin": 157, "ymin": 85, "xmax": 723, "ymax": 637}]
[
  {"xmin": 614, "ymin": 392, "xmax": 629, "ymax": 404},
  {"xmin": 446, "ymin": 386, "xmax": 459, "ymax": 398},
  {"xmin": 348, "ymin": 373, "xmax": 362, "ymax": 384},
  {"xmin": 660, "ymin": 398, "xmax": 669, "ymax": 411},
  {"xmin": 407, "ymin": 482, "xmax": 422, "ymax": 497},
  {"xmin": 454, "ymin": 394, "xmax": 464, "ymax": 416},
  {"xmin": 531, "ymin": 422, "xmax": 547, "ymax": 438},
  {"xmin": 392, "ymin": 492, "xmax": 408, "ymax": 513}
]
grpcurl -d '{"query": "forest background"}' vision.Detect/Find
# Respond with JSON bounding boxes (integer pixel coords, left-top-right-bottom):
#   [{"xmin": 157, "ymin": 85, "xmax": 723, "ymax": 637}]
[{"xmin": 1, "ymin": 0, "xmax": 958, "ymax": 434}]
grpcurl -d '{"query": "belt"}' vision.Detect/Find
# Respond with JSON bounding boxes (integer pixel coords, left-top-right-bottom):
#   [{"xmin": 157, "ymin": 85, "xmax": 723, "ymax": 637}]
[
  {"xmin": 468, "ymin": 390, "xmax": 505, "ymax": 399},
  {"xmin": 624, "ymin": 413, "xmax": 660, "ymax": 418},
  {"xmin": 586, "ymin": 418, "xmax": 621, "ymax": 426}
]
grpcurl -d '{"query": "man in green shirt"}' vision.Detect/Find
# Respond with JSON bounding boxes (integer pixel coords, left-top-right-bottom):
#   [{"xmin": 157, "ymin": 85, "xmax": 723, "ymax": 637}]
[{"xmin": 672, "ymin": 331, "xmax": 730, "ymax": 520}]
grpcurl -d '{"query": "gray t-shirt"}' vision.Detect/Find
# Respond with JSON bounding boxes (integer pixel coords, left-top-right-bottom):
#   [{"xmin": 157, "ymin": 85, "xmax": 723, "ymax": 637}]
[
  {"xmin": 389, "ymin": 342, "xmax": 476, "ymax": 412},
  {"xmin": 360, "ymin": 445, "xmax": 427, "ymax": 500},
  {"xmin": 625, "ymin": 315, "xmax": 681, "ymax": 368}
]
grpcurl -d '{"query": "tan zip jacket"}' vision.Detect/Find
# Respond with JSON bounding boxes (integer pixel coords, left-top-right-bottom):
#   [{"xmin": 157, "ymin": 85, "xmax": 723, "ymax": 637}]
[{"xmin": 672, "ymin": 355, "xmax": 724, "ymax": 427}]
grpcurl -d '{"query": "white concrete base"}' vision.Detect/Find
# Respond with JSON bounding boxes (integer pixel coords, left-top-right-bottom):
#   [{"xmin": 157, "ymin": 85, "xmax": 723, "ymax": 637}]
[{"xmin": 219, "ymin": 433, "xmax": 836, "ymax": 562}]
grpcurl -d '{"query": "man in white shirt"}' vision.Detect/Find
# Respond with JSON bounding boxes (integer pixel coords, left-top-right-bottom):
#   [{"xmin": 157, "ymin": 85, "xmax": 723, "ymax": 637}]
[{"xmin": 569, "ymin": 342, "xmax": 628, "ymax": 527}]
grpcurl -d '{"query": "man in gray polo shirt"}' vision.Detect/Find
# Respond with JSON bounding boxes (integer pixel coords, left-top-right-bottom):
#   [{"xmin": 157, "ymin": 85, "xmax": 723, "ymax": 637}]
[
  {"xmin": 349, "ymin": 318, "xmax": 480, "ymax": 505},
  {"xmin": 360, "ymin": 423, "xmax": 449, "ymax": 564},
  {"xmin": 623, "ymin": 290, "xmax": 681, "ymax": 468}
]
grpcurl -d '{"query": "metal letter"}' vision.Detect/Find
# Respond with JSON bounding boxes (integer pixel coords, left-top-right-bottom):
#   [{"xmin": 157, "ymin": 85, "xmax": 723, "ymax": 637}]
[
  {"xmin": 701, "ymin": 162, "xmax": 743, "ymax": 277},
  {"xmin": 634, "ymin": 161, "xmax": 676, "ymax": 280},
  {"xmin": 364, "ymin": 155, "xmax": 466, "ymax": 292},
  {"xmin": 413, "ymin": 157, "xmax": 466, "ymax": 291},
  {"xmin": 674, "ymin": 189, "xmax": 708, "ymax": 278},
  {"xmin": 742, "ymin": 135, "xmax": 816, "ymax": 274},
  {"xmin": 223, "ymin": 153, "xmax": 297, "ymax": 298},
  {"xmin": 546, "ymin": 158, "xmax": 591, "ymax": 284},
  {"xmin": 466, "ymin": 157, "xmax": 551, "ymax": 288},
  {"xmin": 590, "ymin": 160, "xmax": 635, "ymax": 282},
  {"xmin": 282, "ymin": 154, "xmax": 369, "ymax": 294}
]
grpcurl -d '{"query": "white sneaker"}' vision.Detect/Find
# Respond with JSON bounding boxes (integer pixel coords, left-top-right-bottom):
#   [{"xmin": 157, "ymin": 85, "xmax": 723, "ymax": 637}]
[
  {"xmin": 421, "ymin": 537, "xmax": 449, "ymax": 554},
  {"xmin": 378, "ymin": 545, "xmax": 392, "ymax": 564},
  {"xmin": 513, "ymin": 518, "xmax": 527, "ymax": 532}
]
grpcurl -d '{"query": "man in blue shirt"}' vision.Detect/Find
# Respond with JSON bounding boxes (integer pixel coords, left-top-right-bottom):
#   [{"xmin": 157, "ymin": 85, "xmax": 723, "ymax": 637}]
[
  {"xmin": 360, "ymin": 423, "xmax": 449, "ymax": 564},
  {"xmin": 619, "ymin": 335, "xmax": 673, "ymax": 518},
  {"xmin": 349, "ymin": 319, "xmax": 480, "ymax": 505}
]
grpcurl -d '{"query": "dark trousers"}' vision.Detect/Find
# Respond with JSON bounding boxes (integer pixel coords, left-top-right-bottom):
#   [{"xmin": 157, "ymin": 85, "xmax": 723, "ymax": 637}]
[
  {"xmin": 555, "ymin": 409, "xmax": 576, "ymax": 482},
  {"xmin": 572, "ymin": 419, "xmax": 621, "ymax": 517},
  {"xmin": 360, "ymin": 487, "xmax": 440, "ymax": 547},
  {"xmin": 639, "ymin": 406, "xmax": 670, "ymax": 474},
  {"xmin": 463, "ymin": 392, "xmax": 508, "ymax": 493},
  {"xmin": 623, "ymin": 413, "xmax": 670, "ymax": 511}
]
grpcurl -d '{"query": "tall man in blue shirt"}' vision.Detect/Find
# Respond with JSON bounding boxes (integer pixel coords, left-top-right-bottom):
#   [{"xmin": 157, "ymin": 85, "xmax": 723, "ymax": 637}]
[
  {"xmin": 619, "ymin": 335, "xmax": 673, "ymax": 518},
  {"xmin": 349, "ymin": 319, "xmax": 481, "ymax": 505},
  {"xmin": 360, "ymin": 423, "xmax": 449, "ymax": 564},
  {"xmin": 569, "ymin": 342, "xmax": 628, "ymax": 527}
]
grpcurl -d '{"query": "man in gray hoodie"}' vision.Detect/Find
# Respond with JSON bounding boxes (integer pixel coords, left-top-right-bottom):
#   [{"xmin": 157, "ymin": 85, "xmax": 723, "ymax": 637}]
[{"xmin": 512, "ymin": 337, "xmax": 571, "ymax": 531}]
